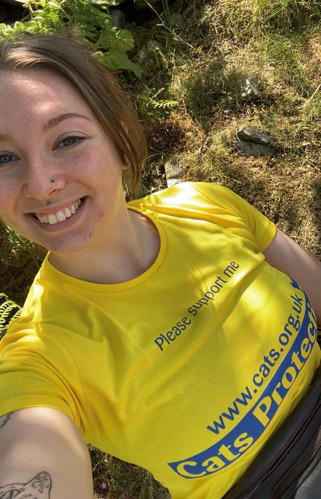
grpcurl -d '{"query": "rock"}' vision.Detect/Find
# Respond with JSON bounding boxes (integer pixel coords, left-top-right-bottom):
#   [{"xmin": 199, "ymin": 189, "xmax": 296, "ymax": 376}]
[
  {"xmin": 1, "ymin": 0, "xmax": 25, "ymax": 5},
  {"xmin": 170, "ymin": 11, "xmax": 183, "ymax": 26},
  {"xmin": 0, "ymin": 0, "xmax": 25, "ymax": 23},
  {"xmin": 237, "ymin": 127, "xmax": 277, "ymax": 157},
  {"xmin": 240, "ymin": 77, "xmax": 261, "ymax": 101},
  {"xmin": 169, "ymin": 0, "xmax": 185, "ymax": 24},
  {"xmin": 110, "ymin": 9, "xmax": 126, "ymax": 28},
  {"xmin": 238, "ymin": 140, "xmax": 277, "ymax": 157},
  {"xmin": 137, "ymin": 40, "xmax": 162, "ymax": 62},
  {"xmin": 237, "ymin": 127, "xmax": 273, "ymax": 146},
  {"xmin": 197, "ymin": 136, "xmax": 211, "ymax": 155},
  {"xmin": 164, "ymin": 160, "xmax": 183, "ymax": 187}
]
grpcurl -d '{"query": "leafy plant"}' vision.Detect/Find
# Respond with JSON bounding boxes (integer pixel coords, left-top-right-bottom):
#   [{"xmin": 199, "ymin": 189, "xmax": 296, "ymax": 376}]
[
  {"xmin": 0, "ymin": 293, "xmax": 21, "ymax": 340},
  {"xmin": 0, "ymin": 222, "xmax": 44, "ymax": 270},
  {"xmin": 0, "ymin": 0, "xmax": 141, "ymax": 77},
  {"xmin": 138, "ymin": 88, "xmax": 179, "ymax": 120}
]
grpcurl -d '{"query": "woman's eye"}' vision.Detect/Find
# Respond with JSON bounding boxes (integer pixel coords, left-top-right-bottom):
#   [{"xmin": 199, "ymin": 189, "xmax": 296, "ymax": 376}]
[
  {"xmin": 0, "ymin": 154, "xmax": 15, "ymax": 165},
  {"xmin": 57, "ymin": 136, "xmax": 85, "ymax": 148}
]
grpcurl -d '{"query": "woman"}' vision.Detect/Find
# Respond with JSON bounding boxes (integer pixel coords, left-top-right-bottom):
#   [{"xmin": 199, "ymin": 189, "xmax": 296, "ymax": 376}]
[{"xmin": 0, "ymin": 34, "xmax": 320, "ymax": 499}]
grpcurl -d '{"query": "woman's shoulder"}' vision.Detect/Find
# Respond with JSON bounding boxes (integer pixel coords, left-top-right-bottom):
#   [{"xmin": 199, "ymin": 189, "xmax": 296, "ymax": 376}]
[{"xmin": 128, "ymin": 181, "xmax": 239, "ymax": 211}]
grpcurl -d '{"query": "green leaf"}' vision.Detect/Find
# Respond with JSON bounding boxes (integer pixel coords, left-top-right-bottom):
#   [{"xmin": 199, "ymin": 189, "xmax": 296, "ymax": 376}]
[
  {"xmin": 98, "ymin": 50, "xmax": 142, "ymax": 78},
  {"xmin": 3, "ymin": 0, "xmax": 142, "ymax": 76}
]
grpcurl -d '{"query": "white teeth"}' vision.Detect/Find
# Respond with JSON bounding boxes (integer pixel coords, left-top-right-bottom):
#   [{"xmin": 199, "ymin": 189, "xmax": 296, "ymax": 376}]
[
  {"xmin": 56, "ymin": 211, "xmax": 67, "ymax": 222},
  {"xmin": 48, "ymin": 214, "xmax": 58, "ymax": 225},
  {"xmin": 38, "ymin": 215, "xmax": 49, "ymax": 224},
  {"xmin": 35, "ymin": 199, "xmax": 82, "ymax": 225}
]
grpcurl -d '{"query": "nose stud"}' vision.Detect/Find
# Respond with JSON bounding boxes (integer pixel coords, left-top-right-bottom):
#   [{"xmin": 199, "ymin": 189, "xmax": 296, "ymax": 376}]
[{"xmin": 47, "ymin": 179, "xmax": 55, "ymax": 204}]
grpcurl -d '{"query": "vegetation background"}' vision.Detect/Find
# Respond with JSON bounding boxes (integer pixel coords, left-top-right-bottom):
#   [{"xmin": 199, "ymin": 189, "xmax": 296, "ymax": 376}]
[{"xmin": 1, "ymin": 0, "xmax": 321, "ymax": 497}]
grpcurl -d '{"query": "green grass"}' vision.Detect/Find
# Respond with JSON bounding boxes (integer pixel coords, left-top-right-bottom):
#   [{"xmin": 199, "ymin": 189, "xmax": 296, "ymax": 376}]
[{"xmin": 136, "ymin": 0, "xmax": 321, "ymax": 260}]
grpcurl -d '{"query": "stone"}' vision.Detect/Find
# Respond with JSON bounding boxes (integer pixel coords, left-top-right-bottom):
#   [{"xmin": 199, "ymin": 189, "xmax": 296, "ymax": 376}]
[
  {"xmin": 240, "ymin": 77, "xmax": 261, "ymax": 100},
  {"xmin": 2, "ymin": 0, "xmax": 25, "ymax": 5},
  {"xmin": 237, "ymin": 127, "xmax": 277, "ymax": 157},
  {"xmin": 237, "ymin": 127, "xmax": 273, "ymax": 145},
  {"xmin": 110, "ymin": 9, "xmax": 126, "ymax": 28},
  {"xmin": 0, "ymin": 0, "xmax": 24, "ymax": 23},
  {"xmin": 137, "ymin": 40, "xmax": 162, "ymax": 62},
  {"xmin": 238, "ymin": 140, "xmax": 277, "ymax": 157},
  {"xmin": 164, "ymin": 160, "xmax": 183, "ymax": 187}
]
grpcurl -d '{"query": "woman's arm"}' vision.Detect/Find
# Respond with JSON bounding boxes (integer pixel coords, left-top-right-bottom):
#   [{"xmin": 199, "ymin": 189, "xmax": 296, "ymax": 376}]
[
  {"xmin": 0, "ymin": 407, "xmax": 93, "ymax": 498},
  {"xmin": 263, "ymin": 229, "xmax": 321, "ymax": 325}
]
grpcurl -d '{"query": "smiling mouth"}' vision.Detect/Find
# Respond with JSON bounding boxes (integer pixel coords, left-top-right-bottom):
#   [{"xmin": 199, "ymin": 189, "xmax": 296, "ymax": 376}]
[{"xmin": 34, "ymin": 198, "xmax": 84, "ymax": 225}]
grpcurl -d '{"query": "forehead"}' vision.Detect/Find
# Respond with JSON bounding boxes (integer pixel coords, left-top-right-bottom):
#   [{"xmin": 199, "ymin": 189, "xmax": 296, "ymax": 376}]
[{"xmin": 0, "ymin": 69, "xmax": 91, "ymax": 120}]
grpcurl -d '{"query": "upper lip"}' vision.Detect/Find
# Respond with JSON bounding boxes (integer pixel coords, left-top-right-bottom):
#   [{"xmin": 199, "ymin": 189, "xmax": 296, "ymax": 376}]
[{"xmin": 29, "ymin": 198, "xmax": 83, "ymax": 217}]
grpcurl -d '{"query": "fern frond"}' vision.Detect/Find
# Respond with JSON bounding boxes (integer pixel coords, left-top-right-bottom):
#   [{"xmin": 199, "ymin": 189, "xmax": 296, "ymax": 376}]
[{"xmin": 0, "ymin": 293, "xmax": 21, "ymax": 341}]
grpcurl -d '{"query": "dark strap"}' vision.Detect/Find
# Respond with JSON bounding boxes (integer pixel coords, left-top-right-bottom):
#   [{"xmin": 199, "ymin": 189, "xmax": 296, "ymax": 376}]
[{"xmin": 224, "ymin": 366, "xmax": 321, "ymax": 499}]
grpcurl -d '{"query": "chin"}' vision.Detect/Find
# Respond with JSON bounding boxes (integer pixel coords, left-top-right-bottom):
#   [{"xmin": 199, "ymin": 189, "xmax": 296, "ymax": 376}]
[{"xmin": 39, "ymin": 232, "xmax": 88, "ymax": 255}]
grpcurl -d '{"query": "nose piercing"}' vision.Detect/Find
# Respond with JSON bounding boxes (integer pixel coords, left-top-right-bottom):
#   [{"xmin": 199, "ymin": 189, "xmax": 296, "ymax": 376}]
[{"xmin": 47, "ymin": 179, "xmax": 55, "ymax": 204}]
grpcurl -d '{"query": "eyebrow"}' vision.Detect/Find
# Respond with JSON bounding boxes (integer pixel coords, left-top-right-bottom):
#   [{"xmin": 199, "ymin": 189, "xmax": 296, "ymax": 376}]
[
  {"xmin": 43, "ymin": 113, "xmax": 92, "ymax": 131},
  {"xmin": 0, "ymin": 113, "xmax": 92, "ymax": 142}
]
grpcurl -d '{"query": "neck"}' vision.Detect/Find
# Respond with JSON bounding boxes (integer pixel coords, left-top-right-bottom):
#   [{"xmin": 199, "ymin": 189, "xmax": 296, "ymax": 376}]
[{"xmin": 49, "ymin": 209, "xmax": 160, "ymax": 284}]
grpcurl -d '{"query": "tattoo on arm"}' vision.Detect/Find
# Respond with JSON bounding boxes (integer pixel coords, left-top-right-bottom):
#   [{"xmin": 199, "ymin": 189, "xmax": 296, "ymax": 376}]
[
  {"xmin": 0, "ymin": 471, "xmax": 52, "ymax": 498},
  {"xmin": 0, "ymin": 415, "xmax": 52, "ymax": 497},
  {"xmin": 0, "ymin": 413, "xmax": 13, "ymax": 430}
]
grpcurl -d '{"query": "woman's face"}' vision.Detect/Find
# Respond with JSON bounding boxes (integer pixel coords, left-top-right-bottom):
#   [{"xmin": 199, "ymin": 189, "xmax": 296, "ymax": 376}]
[{"xmin": 0, "ymin": 69, "xmax": 126, "ymax": 256}]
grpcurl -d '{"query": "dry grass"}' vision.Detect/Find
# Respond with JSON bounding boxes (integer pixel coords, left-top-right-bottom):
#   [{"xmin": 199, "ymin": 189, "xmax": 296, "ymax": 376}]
[{"xmin": 137, "ymin": 0, "xmax": 321, "ymax": 263}]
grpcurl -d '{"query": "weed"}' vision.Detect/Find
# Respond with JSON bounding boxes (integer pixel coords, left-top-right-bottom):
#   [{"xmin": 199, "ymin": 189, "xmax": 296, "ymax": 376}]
[
  {"xmin": 0, "ymin": 293, "xmax": 21, "ymax": 340},
  {"xmin": 255, "ymin": 0, "xmax": 321, "ymax": 32},
  {"xmin": 89, "ymin": 447, "xmax": 171, "ymax": 498},
  {"xmin": 0, "ymin": 0, "xmax": 141, "ymax": 77},
  {"xmin": 138, "ymin": 88, "xmax": 179, "ymax": 121},
  {"xmin": 0, "ymin": 221, "xmax": 44, "ymax": 270}
]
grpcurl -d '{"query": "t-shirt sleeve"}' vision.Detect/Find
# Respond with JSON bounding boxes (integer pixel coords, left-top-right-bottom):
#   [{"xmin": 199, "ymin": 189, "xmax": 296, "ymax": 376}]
[
  {"xmin": 0, "ymin": 322, "xmax": 87, "ymax": 435},
  {"xmin": 191, "ymin": 182, "xmax": 276, "ymax": 251},
  {"xmin": 130, "ymin": 181, "xmax": 276, "ymax": 252}
]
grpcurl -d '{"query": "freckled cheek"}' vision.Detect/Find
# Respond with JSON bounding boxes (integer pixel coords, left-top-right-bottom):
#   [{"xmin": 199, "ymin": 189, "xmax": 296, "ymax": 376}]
[
  {"xmin": 66, "ymin": 158, "xmax": 93, "ymax": 178},
  {"xmin": 68, "ymin": 155, "xmax": 110, "ymax": 183},
  {"xmin": 0, "ymin": 194, "xmax": 14, "ymax": 222}
]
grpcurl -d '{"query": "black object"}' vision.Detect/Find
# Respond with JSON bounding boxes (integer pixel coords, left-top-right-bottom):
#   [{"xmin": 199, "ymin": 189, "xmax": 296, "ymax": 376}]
[{"xmin": 224, "ymin": 365, "xmax": 321, "ymax": 499}]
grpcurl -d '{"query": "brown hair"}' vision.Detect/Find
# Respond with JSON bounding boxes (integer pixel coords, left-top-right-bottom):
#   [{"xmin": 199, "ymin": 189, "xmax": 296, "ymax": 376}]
[{"xmin": 0, "ymin": 33, "xmax": 147, "ymax": 190}]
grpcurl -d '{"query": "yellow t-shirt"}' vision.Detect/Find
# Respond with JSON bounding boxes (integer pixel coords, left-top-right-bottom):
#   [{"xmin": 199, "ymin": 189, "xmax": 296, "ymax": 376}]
[{"xmin": 0, "ymin": 182, "xmax": 320, "ymax": 499}]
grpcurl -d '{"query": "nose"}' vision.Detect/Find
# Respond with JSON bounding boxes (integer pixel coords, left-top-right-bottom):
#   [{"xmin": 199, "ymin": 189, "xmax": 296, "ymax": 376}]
[{"xmin": 23, "ymin": 158, "xmax": 66, "ymax": 201}]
